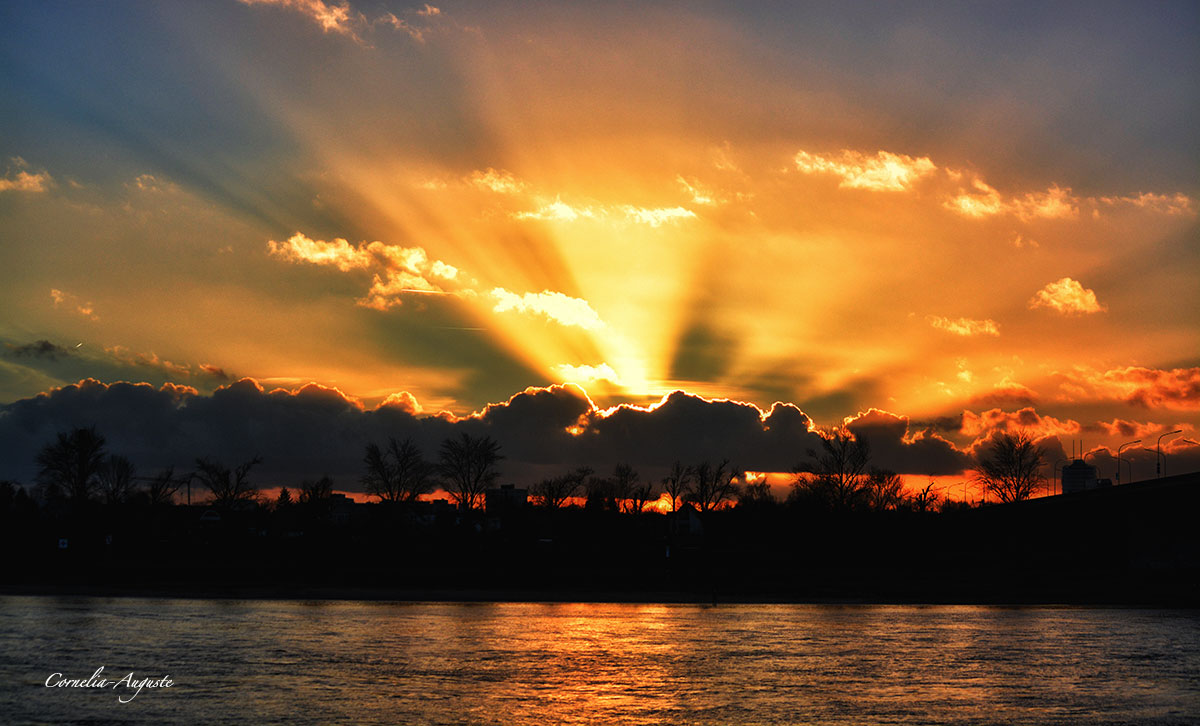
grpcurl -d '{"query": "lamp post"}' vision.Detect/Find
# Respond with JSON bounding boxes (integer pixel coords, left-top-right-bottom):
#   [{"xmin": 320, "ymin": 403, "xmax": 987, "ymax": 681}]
[
  {"xmin": 1117, "ymin": 439, "xmax": 1141, "ymax": 485},
  {"xmin": 1156, "ymin": 430, "xmax": 1182, "ymax": 478}
]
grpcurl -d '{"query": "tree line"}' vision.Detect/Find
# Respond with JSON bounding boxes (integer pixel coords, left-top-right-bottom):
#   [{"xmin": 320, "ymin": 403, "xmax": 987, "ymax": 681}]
[{"xmin": 10, "ymin": 423, "xmax": 1050, "ymax": 515}]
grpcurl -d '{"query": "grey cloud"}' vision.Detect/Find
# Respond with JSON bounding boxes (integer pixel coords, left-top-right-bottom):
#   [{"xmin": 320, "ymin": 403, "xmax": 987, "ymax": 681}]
[{"xmin": 0, "ymin": 379, "xmax": 979, "ymax": 492}]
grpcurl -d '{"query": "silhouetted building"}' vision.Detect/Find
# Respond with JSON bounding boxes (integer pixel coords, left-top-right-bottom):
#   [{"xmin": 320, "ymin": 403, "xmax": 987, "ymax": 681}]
[
  {"xmin": 329, "ymin": 493, "xmax": 360, "ymax": 525},
  {"xmin": 485, "ymin": 484, "xmax": 527, "ymax": 514},
  {"xmin": 1062, "ymin": 460, "xmax": 1099, "ymax": 494}
]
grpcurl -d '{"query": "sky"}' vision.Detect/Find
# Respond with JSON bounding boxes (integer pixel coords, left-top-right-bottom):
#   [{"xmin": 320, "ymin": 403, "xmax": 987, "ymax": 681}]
[{"xmin": 2, "ymin": 0, "xmax": 1198, "ymax": 493}]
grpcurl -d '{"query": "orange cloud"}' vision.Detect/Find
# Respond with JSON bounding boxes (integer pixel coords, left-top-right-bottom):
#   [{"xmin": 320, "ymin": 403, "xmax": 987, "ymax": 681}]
[
  {"xmin": 793, "ymin": 149, "xmax": 936, "ymax": 191},
  {"xmin": 468, "ymin": 168, "xmax": 526, "ymax": 194},
  {"xmin": 238, "ymin": 0, "xmax": 361, "ymax": 38},
  {"xmin": 379, "ymin": 390, "xmax": 422, "ymax": 415},
  {"xmin": 1099, "ymin": 192, "xmax": 1196, "ymax": 216},
  {"xmin": 1058, "ymin": 366, "xmax": 1200, "ymax": 411},
  {"xmin": 0, "ymin": 169, "xmax": 53, "ymax": 193},
  {"xmin": 49, "ymin": 288, "xmax": 98, "ymax": 321},
  {"xmin": 927, "ymin": 315, "xmax": 1000, "ymax": 337},
  {"xmin": 1011, "ymin": 185, "xmax": 1079, "ymax": 221},
  {"xmin": 960, "ymin": 407, "xmax": 1082, "ymax": 441},
  {"xmin": 945, "ymin": 177, "xmax": 1078, "ymax": 220},
  {"xmin": 1029, "ymin": 277, "xmax": 1106, "ymax": 315},
  {"xmin": 267, "ymin": 232, "xmax": 374, "ymax": 271}
]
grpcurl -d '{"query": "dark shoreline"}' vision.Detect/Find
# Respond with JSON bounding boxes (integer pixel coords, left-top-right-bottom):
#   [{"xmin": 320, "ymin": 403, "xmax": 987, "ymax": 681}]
[{"xmin": 3, "ymin": 581, "xmax": 1195, "ymax": 608}]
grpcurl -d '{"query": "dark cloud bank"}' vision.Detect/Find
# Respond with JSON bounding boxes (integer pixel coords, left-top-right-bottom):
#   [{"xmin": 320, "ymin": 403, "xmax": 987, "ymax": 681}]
[{"xmin": 0, "ymin": 378, "xmax": 971, "ymax": 489}]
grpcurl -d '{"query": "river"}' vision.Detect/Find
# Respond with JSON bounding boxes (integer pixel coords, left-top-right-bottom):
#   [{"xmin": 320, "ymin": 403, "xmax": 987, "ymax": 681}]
[{"xmin": 1, "ymin": 597, "xmax": 1197, "ymax": 724}]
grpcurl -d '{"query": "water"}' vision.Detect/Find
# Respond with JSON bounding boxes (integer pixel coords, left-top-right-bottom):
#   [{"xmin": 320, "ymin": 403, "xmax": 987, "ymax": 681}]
[{"xmin": 0, "ymin": 597, "xmax": 1197, "ymax": 725}]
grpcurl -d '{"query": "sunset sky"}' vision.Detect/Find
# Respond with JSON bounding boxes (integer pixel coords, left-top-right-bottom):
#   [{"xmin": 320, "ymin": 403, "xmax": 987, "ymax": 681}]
[{"xmin": 2, "ymin": 1, "xmax": 1197, "ymax": 491}]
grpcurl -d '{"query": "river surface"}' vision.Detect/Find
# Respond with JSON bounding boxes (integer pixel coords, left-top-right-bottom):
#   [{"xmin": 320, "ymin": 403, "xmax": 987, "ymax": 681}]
[{"xmin": 1, "ymin": 597, "xmax": 1197, "ymax": 724}]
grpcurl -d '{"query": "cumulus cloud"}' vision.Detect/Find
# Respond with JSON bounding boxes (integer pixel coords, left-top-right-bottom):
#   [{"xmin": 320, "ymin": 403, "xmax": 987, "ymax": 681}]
[
  {"xmin": 927, "ymin": 315, "xmax": 1000, "ymax": 337},
  {"xmin": 491, "ymin": 288, "xmax": 606, "ymax": 330},
  {"xmin": 1057, "ymin": 366, "xmax": 1200, "ymax": 411},
  {"xmin": 0, "ymin": 380, "xmax": 982, "ymax": 489},
  {"xmin": 792, "ymin": 149, "xmax": 936, "ymax": 192},
  {"xmin": 1029, "ymin": 277, "xmax": 1106, "ymax": 315},
  {"xmin": 843, "ymin": 408, "xmax": 971, "ymax": 475}
]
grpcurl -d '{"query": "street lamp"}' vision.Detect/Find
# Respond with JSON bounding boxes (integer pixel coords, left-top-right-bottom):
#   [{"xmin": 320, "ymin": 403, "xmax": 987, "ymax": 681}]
[
  {"xmin": 1117, "ymin": 439, "xmax": 1141, "ymax": 485},
  {"xmin": 1156, "ymin": 430, "xmax": 1182, "ymax": 478}
]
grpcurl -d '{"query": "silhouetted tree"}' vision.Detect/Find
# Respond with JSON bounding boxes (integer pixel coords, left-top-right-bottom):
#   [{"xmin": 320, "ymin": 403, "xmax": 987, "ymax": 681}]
[
  {"xmin": 97, "ymin": 455, "xmax": 136, "ymax": 505},
  {"xmin": 275, "ymin": 486, "xmax": 293, "ymax": 509},
  {"xmin": 612, "ymin": 463, "xmax": 642, "ymax": 513},
  {"xmin": 144, "ymin": 467, "xmax": 182, "ymax": 507},
  {"xmin": 299, "ymin": 475, "xmax": 334, "ymax": 504},
  {"xmin": 361, "ymin": 438, "xmax": 435, "ymax": 503},
  {"xmin": 531, "ymin": 466, "xmax": 590, "ymax": 509},
  {"xmin": 974, "ymin": 432, "xmax": 1045, "ymax": 503},
  {"xmin": 585, "ymin": 471, "xmax": 619, "ymax": 511},
  {"xmin": 438, "ymin": 433, "xmax": 503, "ymax": 511},
  {"xmin": 193, "ymin": 456, "xmax": 261, "ymax": 509},
  {"xmin": 907, "ymin": 480, "xmax": 941, "ymax": 513},
  {"xmin": 661, "ymin": 461, "xmax": 690, "ymax": 513},
  {"xmin": 794, "ymin": 431, "xmax": 871, "ymax": 510},
  {"xmin": 865, "ymin": 467, "xmax": 904, "ymax": 511},
  {"xmin": 36, "ymin": 426, "xmax": 107, "ymax": 504},
  {"xmin": 627, "ymin": 470, "xmax": 658, "ymax": 514},
  {"xmin": 686, "ymin": 460, "xmax": 741, "ymax": 513},
  {"xmin": 738, "ymin": 477, "xmax": 776, "ymax": 509}
]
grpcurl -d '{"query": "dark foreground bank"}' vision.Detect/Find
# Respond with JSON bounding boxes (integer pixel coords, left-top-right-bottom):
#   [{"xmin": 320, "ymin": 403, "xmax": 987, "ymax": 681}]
[{"xmin": 5, "ymin": 474, "xmax": 1198, "ymax": 606}]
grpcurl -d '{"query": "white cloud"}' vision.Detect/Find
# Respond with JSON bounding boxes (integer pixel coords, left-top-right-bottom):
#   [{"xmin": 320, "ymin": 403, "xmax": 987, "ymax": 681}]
[
  {"xmin": 491, "ymin": 288, "xmax": 606, "ymax": 330},
  {"xmin": 513, "ymin": 197, "xmax": 597, "ymax": 222},
  {"xmin": 552, "ymin": 363, "xmax": 622, "ymax": 385},
  {"xmin": 268, "ymin": 231, "xmax": 608, "ymax": 329}
]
